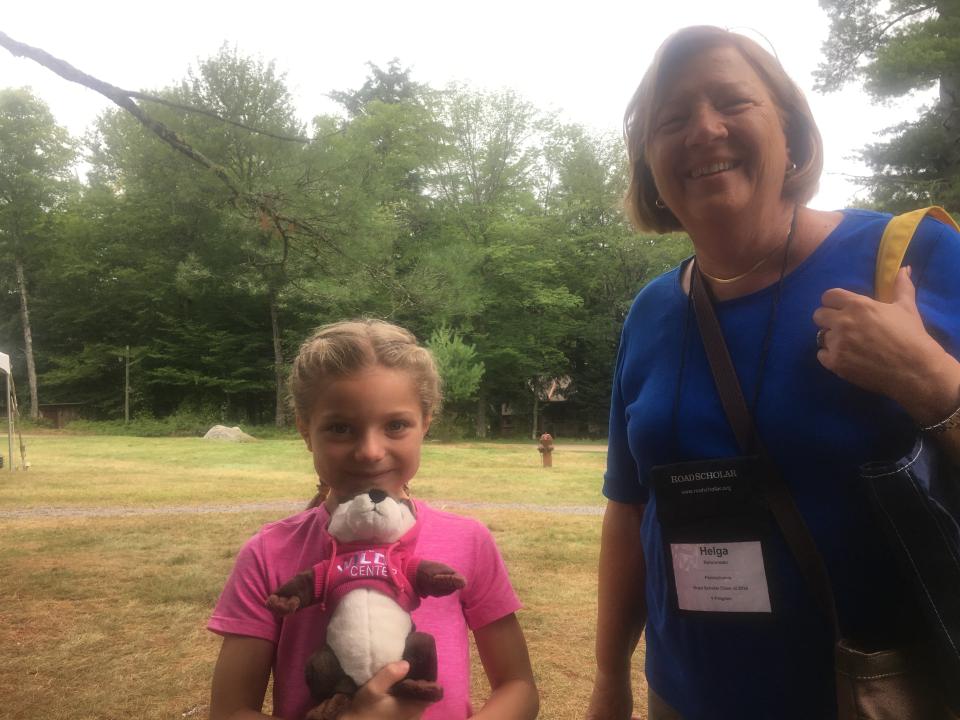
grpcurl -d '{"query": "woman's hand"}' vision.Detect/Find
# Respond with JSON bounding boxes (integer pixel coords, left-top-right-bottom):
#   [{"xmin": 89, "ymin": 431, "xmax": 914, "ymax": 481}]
[
  {"xmin": 585, "ymin": 500, "xmax": 647, "ymax": 720},
  {"xmin": 337, "ymin": 662, "xmax": 429, "ymax": 720},
  {"xmin": 813, "ymin": 267, "xmax": 960, "ymax": 424},
  {"xmin": 584, "ymin": 669, "xmax": 641, "ymax": 720}
]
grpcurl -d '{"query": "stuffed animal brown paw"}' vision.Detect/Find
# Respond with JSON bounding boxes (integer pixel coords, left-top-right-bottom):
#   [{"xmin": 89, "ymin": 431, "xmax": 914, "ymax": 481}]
[
  {"xmin": 304, "ymin": 693, "xmax": 351, "ymax": 720},
  {"xmin": 266, "ymin": 490, "xmax": 465, "ymax": 719}
]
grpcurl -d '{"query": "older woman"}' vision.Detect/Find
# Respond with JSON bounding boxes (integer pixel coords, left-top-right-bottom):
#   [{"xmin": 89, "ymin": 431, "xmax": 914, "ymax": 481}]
[{"xmin": 587, "ymin": 25, "xmax": 960, "ymax": 720}]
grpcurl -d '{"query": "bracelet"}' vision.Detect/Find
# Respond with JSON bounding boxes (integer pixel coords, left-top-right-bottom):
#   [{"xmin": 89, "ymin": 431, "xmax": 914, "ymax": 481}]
[{"xmin": 920, "ymin": 401, "xmax": 960, "ymax": 434}]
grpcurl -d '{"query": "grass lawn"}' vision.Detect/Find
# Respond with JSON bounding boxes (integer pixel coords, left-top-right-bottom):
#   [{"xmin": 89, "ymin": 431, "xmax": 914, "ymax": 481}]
[{"xmin": 0, "ymin": 433, "xmax": 647, "ymax": 719}]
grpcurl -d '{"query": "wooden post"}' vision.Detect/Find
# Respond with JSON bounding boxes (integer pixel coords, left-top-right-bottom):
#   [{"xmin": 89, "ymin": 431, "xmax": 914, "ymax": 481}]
[
  {"xmin": 6, "ymin": 372, "xmax": 12, "ymax": 472},
  {"xmin": 537, "ymin": 432, "xmax": 554, "ymax": 468},
  {"xmin": 124, "ymin": 345, "xmax": 130, "ymax": 424}
]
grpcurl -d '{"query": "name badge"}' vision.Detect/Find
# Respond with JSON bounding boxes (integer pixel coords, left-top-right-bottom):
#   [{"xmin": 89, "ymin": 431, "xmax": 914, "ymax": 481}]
[
  {"xmin": 651, "ymin": 456, "xmax": 773, "ymax": 616},
  {"xmin": 670, "ymin": 541, "xmax": 771, "ymax": 612}
]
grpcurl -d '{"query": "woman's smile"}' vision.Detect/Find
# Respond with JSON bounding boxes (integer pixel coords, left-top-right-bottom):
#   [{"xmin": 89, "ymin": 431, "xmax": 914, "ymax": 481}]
[{"xmin": 688, "ymin": 159, "xmax": 740, "ymax": 179}]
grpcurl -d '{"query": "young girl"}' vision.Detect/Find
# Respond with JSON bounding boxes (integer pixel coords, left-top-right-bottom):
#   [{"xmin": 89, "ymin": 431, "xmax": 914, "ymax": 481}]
[{"xmin": 208, "ymin": 319, "xmax": 539, "ymax": 720}]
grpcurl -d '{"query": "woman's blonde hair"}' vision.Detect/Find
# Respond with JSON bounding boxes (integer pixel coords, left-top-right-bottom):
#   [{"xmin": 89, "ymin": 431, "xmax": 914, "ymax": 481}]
[
  {"xmin": 623, "ymin": 25, "xmax": 824, "ymax": 232},
  {"xmin": 289, "ymin": 318, "xmax": 442, "ymax": 422}
]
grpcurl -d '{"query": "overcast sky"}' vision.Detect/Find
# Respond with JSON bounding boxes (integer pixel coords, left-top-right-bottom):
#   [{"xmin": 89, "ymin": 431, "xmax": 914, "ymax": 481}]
[{"xmin": 0, "ymin": 0, "xmax": 933, "ymax": 210}]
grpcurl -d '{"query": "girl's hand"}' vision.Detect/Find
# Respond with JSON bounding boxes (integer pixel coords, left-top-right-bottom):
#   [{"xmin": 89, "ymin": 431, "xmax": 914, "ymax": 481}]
[
  {"xmin": 813, "ymin": 267, "xmax": 959, "ymax": 424},
  {"xmin": 338, "ymin": 662, "xmax": 429, "ymax": 720}
]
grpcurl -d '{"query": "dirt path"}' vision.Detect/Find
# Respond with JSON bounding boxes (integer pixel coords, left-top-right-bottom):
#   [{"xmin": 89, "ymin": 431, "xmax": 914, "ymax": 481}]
[
  {"xmin": 450, "ymin": 443, "xmax": 606, "ymax": 453},
  {"xmin": 0, "ymin": 499, "xmax": 604, "ymax": 520}
]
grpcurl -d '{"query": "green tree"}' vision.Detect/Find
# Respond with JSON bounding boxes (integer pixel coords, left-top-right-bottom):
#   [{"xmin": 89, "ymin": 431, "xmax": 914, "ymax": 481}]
[
  {"xmin": 425, "ymin": 325, "xmax": 484, "ymax": 438},
  {"xmin": 37, "ymin": 54, "xmax": 449, "ymax": 425},
  {"xmin": 329, "ymin": 59, "xmax": 430, "ymax": 118},
  {"xmin": 44, "ymin": 47, "xmax": 307, "ymax": 423},
  {"xmin": 541, "ymin": 124, "xmax": 691, "ymax": 435},
  {"xmin": 174, "ymin": 45, "xmax": 309, "ymax": 426},
  {"xmin": 425, "ymin": 87, "xmax": 585, "ymax": 437},
  {"xmin": 37, "ymin": 116, "xmax": 242, "ymax": 419},
  {"xmin": 324, "ymin": 60, "xmax": 462, "ymax": 327},
  {"xmin": 816, "ymin": 0, "xmax": 960, "ymax": 211},
  {"xmin": 0, "ymin": 87, "xmax": 76, "ymax": 419}
]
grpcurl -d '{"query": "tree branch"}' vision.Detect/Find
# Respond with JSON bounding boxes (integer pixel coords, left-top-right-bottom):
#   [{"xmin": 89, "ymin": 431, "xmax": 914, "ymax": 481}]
[
  {"xmin": 126, "ymin": 91, "xmax": 309, "ymax": 143},
  {"xmin": 815, "ymin": 3, "xmax": 937, "ymax": 91},
  {"xmin": 0, "ymin": 30, "xmax": 243, "ymax": 201},
  {"xmin": 0, "ymin": 30, "xmax": 418, "ymax": 303},
  {"xmin": 833, "ymin": 171, "xmax": 948, "ymax": 187}
]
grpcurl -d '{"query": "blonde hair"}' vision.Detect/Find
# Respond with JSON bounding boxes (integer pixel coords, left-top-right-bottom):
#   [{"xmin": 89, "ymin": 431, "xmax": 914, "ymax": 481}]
[
  {"xmin": 290, "ymin": 318, "xmax": 442, "ymax": 422},
  {"xmin": 624, "ymin": 25, "xmax": 823, "ymax": 232}
]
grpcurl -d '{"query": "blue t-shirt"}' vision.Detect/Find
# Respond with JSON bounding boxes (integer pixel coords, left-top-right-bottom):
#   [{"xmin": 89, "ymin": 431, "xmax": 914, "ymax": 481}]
[{"xmin": 603, "ymin": 209, "xmax": 960, "ymax": 719}]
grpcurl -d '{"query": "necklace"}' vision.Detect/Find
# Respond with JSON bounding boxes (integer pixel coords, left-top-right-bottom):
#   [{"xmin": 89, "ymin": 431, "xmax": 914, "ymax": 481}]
[
  {"xmin": 696, "ymin": 218, "xmax": 796, "ymax": 284},
  {"xmin": 670, "ymin": 204, "xmax": 798, "ymax": 455}
]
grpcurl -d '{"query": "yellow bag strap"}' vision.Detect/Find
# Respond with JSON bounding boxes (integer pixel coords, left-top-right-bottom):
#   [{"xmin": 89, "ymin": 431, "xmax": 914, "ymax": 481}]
[{"xmin": 875, "ymin": 206, "xmax": 959, "ymax": 302}]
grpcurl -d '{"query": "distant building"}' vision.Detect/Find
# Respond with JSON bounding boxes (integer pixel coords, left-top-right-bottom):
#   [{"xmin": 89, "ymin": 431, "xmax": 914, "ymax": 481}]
[{"xmin": 39, "ymin": 402, "xmax": 85, "ymax": 429}]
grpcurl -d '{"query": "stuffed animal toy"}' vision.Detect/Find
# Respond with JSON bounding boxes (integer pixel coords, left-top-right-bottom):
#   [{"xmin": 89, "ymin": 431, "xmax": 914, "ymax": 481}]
[{"xmin": 266, "ymin": 489, "xmax": 466, "ymax": 720}]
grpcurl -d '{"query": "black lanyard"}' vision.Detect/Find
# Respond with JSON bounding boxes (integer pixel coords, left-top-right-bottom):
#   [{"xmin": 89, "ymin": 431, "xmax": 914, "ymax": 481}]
[{"xmin": 670, "ymin": 206, "xmax": 799, "ymax": 457}]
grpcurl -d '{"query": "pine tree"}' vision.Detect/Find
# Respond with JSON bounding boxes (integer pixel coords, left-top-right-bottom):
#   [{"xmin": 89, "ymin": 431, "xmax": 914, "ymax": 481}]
[{"xmin": 816, "ymin": 0, "xmax": 960, "ymax": 211}]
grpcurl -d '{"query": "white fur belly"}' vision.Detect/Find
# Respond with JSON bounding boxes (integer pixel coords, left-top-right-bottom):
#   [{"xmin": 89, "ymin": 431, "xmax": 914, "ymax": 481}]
[{"xmin": 327, "ymin": 589, "xmax": 412, "ymax": 686}]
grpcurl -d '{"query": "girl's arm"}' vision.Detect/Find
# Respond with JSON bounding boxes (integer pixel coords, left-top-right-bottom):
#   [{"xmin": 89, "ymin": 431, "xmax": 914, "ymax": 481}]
[
  {"xmin": 209, "ymin": 634, "xmax": 429, "ymax": 720},
  {"xmin": 471, "ymin": 613, "xmax": 539, "ymax": 720},
  {"xmin": 209, "ymin": 634, "xmax": 274, "ymax": 720},
  {"xmin": 585, "ymin": 499, "xmax": 647, "ymax": 720}
]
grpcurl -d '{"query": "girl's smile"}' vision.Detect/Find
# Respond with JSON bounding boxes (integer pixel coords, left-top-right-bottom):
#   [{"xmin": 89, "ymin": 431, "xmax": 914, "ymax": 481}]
[{"xmin": 296, "ymin": 366, "xmax": 431, "ymax": 507}]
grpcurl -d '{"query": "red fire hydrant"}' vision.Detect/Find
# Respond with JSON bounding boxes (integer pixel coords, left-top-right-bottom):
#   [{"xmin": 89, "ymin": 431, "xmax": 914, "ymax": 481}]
[{"xmin": 538, "ymin": 433, "xmax": 554, "ymax": 468}]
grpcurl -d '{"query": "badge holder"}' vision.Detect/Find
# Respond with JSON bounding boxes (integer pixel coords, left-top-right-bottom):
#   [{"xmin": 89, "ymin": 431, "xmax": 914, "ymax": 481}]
[{"xmin": 651, "ymin": 454, "xmax": 777, "ymax": 617}]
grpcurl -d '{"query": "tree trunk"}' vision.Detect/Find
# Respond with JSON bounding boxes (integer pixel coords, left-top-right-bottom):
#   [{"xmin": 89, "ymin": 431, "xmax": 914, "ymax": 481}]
[
  {"xmin": 14, "ymin": 257, "xmax": 39, "ymax": 421},
  {"xmin": 938, "ymin": 2, "xmax": 959, "ymax": 128},
  {"xmin": 531, "ymin": 393, "xmax": 539, "ymax": 440},
  {"xmin": 475, "ymin": 390, "xmax": 488, "ymax": 439},
  {"xmin": 269, "ymin": 290, "xmax": 285, "ymax": 427}
]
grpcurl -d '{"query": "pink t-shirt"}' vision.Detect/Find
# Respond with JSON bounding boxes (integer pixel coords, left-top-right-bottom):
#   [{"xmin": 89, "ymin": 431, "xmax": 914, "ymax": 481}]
[{"xmin": 208, "ymin": 500, "xmax": 521, "ymax": 720}]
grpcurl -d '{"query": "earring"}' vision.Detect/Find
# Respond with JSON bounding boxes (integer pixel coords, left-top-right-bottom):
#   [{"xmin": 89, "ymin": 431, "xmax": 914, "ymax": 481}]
[
  {"xmin": 785, "ymin": 161, "xmax": 797, "ymax": 176},
  {"xmin": 655, "ymin": 197, "xmax": 666, "ymax": 209}
]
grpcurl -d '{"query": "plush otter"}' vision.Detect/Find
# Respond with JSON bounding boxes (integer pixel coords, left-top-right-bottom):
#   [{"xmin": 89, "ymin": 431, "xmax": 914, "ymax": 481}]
[{"xmin": 266, "ymin": 490, "xmax": 466, "ymax": 720}]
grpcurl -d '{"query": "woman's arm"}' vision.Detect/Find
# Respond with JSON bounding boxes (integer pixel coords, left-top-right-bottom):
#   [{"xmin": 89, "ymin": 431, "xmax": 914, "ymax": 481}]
[
  {"xmin": 471, "ymin": 613, "xmax": 539, "ymax": 720},
  {"xmin": 585, "ymin": 499, "xmax": 647, "ymax": 720},
  {"xmin": 814, "ymin": 266, "xmax": 960, "ymax": 464}
]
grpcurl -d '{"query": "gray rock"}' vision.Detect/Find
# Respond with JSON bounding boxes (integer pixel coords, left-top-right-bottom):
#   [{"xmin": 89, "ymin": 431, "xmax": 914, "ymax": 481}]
[{"xmin": 203, "ymin": 424, "xmax": 257, "ymax": 442}]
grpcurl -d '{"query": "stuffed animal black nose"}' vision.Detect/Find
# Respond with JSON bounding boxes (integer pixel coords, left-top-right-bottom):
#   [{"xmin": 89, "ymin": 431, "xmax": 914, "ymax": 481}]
[{"xmin": 368, "ymin": 489, "xmax": 387, "ymax": 504}]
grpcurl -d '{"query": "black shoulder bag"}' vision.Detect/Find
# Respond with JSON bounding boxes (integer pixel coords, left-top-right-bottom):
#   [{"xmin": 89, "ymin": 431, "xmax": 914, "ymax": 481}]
[{"xmin": 690, "ymin": 264, "xmax": 956, "ymax": 720}]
